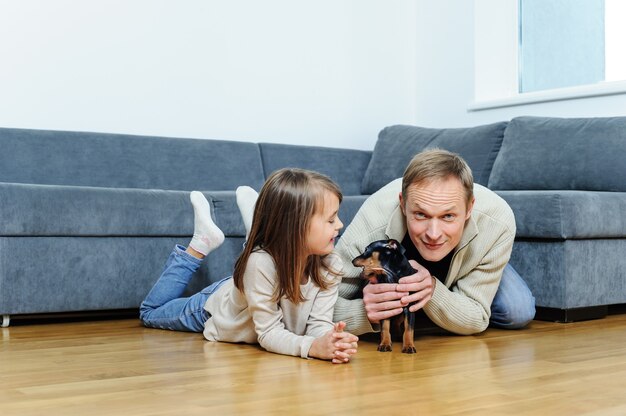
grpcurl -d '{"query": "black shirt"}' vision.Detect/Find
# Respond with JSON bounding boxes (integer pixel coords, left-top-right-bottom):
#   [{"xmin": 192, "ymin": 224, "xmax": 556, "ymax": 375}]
[
  {"xmin": 400, "ymin": 233, "xmax": 451, "ymax": 330},
  {"xmin": 401, "ymin": 233, "xmax": 453, "ymax": 281}
]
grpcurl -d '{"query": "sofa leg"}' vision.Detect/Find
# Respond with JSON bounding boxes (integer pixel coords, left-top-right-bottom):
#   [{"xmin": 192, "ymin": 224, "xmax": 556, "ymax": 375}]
[
  {"xmin": 1, "ymin": 314, "xmax": 9, "ymax": 328},
  {"xmin": 535, "ymin": 306, "xmax": 608, "ymax": 323}
]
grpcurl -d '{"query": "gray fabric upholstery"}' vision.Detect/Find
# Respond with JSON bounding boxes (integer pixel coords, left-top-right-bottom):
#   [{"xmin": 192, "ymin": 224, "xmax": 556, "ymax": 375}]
[
  {"xmin": 1, "ymin": 119, "xmax": 624, "ymax": 320},
  {"xmin": 203, "ymin": 191, "xmax": 246, "ymax": 237},
  {"xmin": 361, "ymin": 122, "xmax": 507, "ymax": 194},
  {"xmin": 259, "ymin": 143, "xmax": 372, "ymax": 196},
  {"xmin": 0, "ymin": 236, "xmax": 188, "ymax": 314},
  {"xmin": 0, "ymin": 183, "xmax": 193, "ymax": 236},
  {"xmin": 489, "ymin": 116, "xmax": 626, "ymax": 191},
  {"xmin": 338, "ymin": 195, "xmax": 369, "ymax": 236},
  {"xmin": 0, "ymin": 127, "xmax": 374, "ymax": 317},
  {"xmin": 0, "ymin": 128, "xmax": 266, "ymax": 191},
  {"xmin": 497, "ymin": 190, "xmax": 626, "ymax": 239},
  {"xmin": 196, "ymin": 237, "xmax": 246, "ymax": 289},
  {"xmin": 510, "ymin": 239, "xmax": 626, "ymax": 309}
]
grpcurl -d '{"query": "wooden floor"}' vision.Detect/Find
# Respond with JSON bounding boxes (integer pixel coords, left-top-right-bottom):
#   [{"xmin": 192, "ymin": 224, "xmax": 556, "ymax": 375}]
[{"xmin": 3, "ymin": 315, "xmax": 626, "ymax": 416}]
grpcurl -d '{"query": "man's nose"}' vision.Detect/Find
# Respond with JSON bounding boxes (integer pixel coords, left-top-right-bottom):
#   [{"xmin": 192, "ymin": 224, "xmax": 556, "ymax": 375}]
[{"xmin": 426, "ymin": 220, "xmax": 441, "ymax": 240}]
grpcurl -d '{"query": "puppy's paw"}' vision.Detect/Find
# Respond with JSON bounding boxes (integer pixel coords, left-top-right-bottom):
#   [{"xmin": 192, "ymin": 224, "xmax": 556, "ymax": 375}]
[
  {"xmin": 402, "ymin": 345, "xmax": 417, "ymax": 354},
  {"xmin": 377, "ymin": 343, "xmax": 392, "ymax": 352}
]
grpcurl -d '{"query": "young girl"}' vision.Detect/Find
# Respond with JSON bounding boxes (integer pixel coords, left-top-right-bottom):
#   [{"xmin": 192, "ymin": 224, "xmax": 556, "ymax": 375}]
[{"xmin": 140, "ymin": 168, "xmax": 358, "ymax": 363}]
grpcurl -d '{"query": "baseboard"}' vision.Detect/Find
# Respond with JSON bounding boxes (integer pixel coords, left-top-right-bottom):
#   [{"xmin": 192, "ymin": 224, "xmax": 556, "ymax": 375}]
[
  {"xmin": 5, "ymin": 308, "xmax": 139, "ymax": 326},
  {"xmin": 535, "ymin": 305, "xmax": 608, "ymax": 323}
]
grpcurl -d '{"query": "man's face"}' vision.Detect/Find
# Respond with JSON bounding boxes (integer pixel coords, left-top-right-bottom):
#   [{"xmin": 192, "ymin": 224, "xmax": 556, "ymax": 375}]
[{"xmin": 399, "ymin": 177, "xmax": 474, "ymax": 262}]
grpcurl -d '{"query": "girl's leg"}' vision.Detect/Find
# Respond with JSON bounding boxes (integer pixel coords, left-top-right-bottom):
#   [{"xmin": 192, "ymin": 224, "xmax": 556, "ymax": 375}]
[
  {"xmin": 139, "ymin": 246, "xmax": 207, "ymax": 332},
  {"xmin": 139, "ymin": 191, "xmax": 225, "ymax": 332},
  {"xmin": 236, "ymin": 186, "xmax": 258, "ymax": 239},
  {"xmin": 189, "ymin": 191, "xmax": 225, "ymax": 256}
]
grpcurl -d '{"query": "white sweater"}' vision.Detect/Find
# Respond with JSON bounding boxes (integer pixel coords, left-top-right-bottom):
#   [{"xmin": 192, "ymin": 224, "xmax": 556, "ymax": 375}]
[{"xmin": 203, "ymin": 250, "xmax": 342, "ymax": 359}]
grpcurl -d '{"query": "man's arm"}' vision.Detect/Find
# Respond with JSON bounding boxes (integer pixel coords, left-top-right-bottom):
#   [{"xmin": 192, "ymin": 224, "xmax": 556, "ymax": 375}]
[
  {"xmin": 333, "ymin": 291, "xmax": 376, "ymax": 336},
  {"xmin": 421, "ymin": 235, "xmax": 514, "ymax": 334}
]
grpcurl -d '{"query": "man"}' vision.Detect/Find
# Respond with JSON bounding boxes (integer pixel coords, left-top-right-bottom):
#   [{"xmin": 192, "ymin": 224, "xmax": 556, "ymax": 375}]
[{"xmin": 333, "ymin": 149, "xmax": 535, "ymax": 336}]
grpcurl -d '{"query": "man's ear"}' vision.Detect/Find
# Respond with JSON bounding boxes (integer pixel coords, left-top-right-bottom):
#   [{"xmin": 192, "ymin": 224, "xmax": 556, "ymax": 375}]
[
  {"xmin": 398, "ymin": 192, "xmax": 405, "ymax": 216},
  {"xmin": 465, "ymin": 196, "xmax": 476, "ymax": 220}
]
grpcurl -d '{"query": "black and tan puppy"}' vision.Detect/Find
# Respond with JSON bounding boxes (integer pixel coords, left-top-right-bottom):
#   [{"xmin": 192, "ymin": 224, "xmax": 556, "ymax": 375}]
[{"xmin": 352, "ymin": 239, "xmax": 417, "ymax": 353}]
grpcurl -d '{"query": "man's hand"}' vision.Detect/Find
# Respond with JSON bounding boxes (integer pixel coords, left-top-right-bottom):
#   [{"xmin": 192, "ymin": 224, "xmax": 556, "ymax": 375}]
[{"xmin": 362, "ymin": 260, "xmax": 435, "ymax": 324}]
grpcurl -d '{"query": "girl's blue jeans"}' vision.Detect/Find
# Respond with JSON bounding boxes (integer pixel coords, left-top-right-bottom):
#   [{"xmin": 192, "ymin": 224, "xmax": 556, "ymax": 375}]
[{"xmin": 139, "ymin": 245, "xmax": 231, "ymax": 332}]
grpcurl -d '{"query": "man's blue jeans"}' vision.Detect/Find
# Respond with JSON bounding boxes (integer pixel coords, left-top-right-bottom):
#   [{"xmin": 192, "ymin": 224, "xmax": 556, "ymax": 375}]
[
  {"xmin": 490, "ymin": 264, "xmax": 536, "ymax": 329},
  {"xmin": 139, "ymin": 245, "xmax": 231, "ymax": 332}
]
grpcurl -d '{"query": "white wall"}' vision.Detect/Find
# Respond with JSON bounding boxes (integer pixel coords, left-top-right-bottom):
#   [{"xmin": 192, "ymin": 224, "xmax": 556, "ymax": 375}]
[
  {"xmin": 415, "ymin": 0, "xmax": 626, "ymax": 128},
  {"xmin": 0, "ymin": 1, "xmax": 418, "ymax": 150},
  {"xmin": 4, "ymin": 1, "xmax": 622, "ymax": 150}
]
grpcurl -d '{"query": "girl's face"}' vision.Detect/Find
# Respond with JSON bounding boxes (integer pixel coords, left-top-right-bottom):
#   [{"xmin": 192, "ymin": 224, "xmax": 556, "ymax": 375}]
[{"xmin": 306, "ymin": 191, "xmax": 343, "ymax": 256}]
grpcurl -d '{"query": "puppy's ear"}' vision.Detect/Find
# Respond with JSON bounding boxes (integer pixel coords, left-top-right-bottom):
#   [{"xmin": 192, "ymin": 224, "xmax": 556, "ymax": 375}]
[
  {"xmin": 388, "ymin": 239, "xmax": 406, "ymax": 255},
  {"xmin": 387, "ymin": 239, "xmax": 398, "ymax": 250}
]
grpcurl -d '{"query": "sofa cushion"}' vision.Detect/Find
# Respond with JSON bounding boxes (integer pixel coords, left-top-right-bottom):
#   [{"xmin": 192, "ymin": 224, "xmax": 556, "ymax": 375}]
[
  {"xmin": 361, "ymin": 122, "xmax": 507, "ymax": 194},
  {"xmin": 203, "ymin": 191, "xmax": 246, "ymax": 237},
  {"xmin": 0, "ymin": 183, "xmax": 245, "ymax": 237},
  {"xmin": 489, "ymin": 116, "xmax": 626, "ymax": 191},
  {"xmin": 509, "ymin": 239, "xmax": 626, "ymax": 309},
  {"xmin": 259, "ymin": 143, "xmax": 372, "ymax": 195},
  {"xmin": 0, "ymin": 128, "xmax": 266, "ymax": 191},
  {"xmin": 0, "ymin": 236, "xmax": 186, "ymax": 314},
  {"xmin": 338, "ymin": 195, "xmax": 369, "ymax": 235},
  {"xmin": 496, "ymin": 190, "xmax": 626, "ymax": 239},
  {"xmin": 205, "ymin": 192, "xmax": 369, "ymax": 240}
]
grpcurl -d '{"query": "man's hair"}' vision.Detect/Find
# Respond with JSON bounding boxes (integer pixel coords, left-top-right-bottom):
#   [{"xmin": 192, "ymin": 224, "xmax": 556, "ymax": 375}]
[
  {"xmin": 233, "ymin": 168, "xmax": 342, "ymax": 304},
  {"xmin": 402, "ymin": 148, "xmax": 474, "ymax": 205}
]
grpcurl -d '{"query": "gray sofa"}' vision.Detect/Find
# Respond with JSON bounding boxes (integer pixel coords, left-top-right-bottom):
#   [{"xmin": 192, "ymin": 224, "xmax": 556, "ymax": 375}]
[{"xmin": 1, "ymin": 115, "xmax": 624, "ymax": 326}]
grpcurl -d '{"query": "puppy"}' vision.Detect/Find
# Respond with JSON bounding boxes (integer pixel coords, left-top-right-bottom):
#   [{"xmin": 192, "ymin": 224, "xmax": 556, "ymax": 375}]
[{"xmin": 352, "ymin": 239, "xmax": 417, "ymax": 353}]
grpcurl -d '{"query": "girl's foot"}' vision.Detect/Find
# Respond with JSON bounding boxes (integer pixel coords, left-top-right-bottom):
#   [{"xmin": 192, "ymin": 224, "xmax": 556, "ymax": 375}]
[
  {"xmin": 236, "ymin": 186, "xmax": 258, "ymax": 239},
  {"xmin": 189, "ymin": 191, "xmax": 225, "ymax": 256}
]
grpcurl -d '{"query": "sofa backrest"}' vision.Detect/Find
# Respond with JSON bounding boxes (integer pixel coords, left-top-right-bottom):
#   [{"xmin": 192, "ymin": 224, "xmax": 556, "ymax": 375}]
[
  {"xmin": 361, "ymin": 122, "xmax": 507, "ymax": 194},
  {"xmin": 0, "ymin": 128, "xmax": 266, "ymax": 191},
  {"xmin": 488, "ymin": 116, "xmax": 626, "ymax": 191},
  {"xmin": 259, "ymin": 143, "xmax": 372, "ymax": 195}
]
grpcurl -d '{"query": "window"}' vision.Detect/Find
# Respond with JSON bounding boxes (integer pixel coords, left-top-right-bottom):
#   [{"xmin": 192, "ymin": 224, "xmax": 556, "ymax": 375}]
[
  {"xmin": 519, "ymin": 0, "xmax": 626, "ymax": 93},
  {"xmin": 471, "ymin": 0, "xmax": 626, "ymax": 110}
]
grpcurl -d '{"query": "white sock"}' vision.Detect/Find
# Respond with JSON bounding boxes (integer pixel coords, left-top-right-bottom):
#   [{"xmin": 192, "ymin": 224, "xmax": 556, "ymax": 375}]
[
  {"xmin": 188, "ymin": 191, "xmax": 225, "ymax": 256},
  {"xmin": 236, "ymin": 186, "xmax": 258, "ymax": 239}
]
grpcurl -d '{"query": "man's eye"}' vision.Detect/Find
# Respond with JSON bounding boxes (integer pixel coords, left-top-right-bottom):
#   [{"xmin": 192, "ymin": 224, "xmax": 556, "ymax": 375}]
[{"xmin": 415, "ymin": 212, "xmax": 426, "ymax": 219}]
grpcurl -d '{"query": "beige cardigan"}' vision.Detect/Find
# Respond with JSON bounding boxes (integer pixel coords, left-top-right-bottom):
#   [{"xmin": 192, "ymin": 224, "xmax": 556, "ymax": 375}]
[
  {"xmin": 203, "ymin": 250, "xmax": 342, "ymax": 359},
  {"xmin": 333, "ymin": 178, "xmax": 515, "ymax": 336}
]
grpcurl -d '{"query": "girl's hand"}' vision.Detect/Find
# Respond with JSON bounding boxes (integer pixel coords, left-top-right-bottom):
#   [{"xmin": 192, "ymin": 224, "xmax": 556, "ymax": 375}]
[
  {"xmin": 331, "ymin": 321, "xmax": 359, "ymax": 364},
  {"xmin": 309, "ymin": 321, "xmax": 358, "ymax": 364}
]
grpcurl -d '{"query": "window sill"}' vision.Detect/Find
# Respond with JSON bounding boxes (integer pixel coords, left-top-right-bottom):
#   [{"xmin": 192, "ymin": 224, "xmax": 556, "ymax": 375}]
[{"xmin": 468, "ymin": 80, "xmax": 626, "ymax": 111}]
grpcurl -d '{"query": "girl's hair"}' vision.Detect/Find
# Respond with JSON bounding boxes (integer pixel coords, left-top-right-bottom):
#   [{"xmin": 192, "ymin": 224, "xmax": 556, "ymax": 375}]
[
  {"xmin": 402, "ymin": 148, "xmax": 474, "ymax": 207},
  {"xmin": 233, "ymin": 168, "xmax": 343, "ymax": 304}
]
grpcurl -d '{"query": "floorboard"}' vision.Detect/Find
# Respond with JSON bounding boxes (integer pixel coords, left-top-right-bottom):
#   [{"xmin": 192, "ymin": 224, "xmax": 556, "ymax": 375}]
[{"xmin": 2, "ymin": 315, "xmax": 626, "ymax": 415}]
